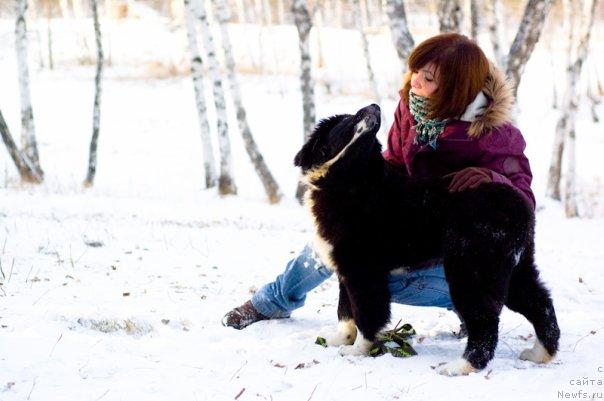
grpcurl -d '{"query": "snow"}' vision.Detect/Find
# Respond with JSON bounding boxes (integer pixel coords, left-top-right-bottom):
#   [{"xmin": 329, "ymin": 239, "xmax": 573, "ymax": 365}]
[{"xmin": 1, "ymin": 15, "xmax": 604, "ymax": 401}]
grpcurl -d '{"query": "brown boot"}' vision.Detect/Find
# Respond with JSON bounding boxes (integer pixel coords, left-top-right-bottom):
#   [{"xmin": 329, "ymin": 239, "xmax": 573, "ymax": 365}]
[{"xmin": 222, "ymin": 300, "xmax": 269, "ymax": 330}]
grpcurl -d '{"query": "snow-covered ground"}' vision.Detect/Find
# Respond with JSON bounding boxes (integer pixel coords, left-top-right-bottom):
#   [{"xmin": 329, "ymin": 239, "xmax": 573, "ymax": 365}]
[{"xmin": 1, "ymin": 15, "xmax": 604, "ymax": 401}]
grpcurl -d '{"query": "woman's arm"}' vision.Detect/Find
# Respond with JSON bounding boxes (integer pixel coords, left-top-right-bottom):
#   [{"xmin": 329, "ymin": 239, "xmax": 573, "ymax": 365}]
[{"xmin": 476, "ymin": 124, "xmax": 536, "ymax": 210}]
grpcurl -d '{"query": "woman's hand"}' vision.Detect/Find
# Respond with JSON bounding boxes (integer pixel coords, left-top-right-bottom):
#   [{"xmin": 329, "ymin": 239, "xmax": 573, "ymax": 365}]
[{"xmin": 445, "ymin": 167, "xmax": 493, "ymax": 192}]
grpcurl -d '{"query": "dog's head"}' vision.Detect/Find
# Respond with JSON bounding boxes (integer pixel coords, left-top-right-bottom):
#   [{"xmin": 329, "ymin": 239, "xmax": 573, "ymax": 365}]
[{"xmin": 294, "ymin": 104, "xmax": 381, "ymax": 183}]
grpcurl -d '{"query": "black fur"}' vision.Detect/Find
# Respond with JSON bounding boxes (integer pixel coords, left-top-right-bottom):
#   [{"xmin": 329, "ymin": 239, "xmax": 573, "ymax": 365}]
[{"xmin": 295, "ymin": 104, "xmax": 560, "ymax": 371}]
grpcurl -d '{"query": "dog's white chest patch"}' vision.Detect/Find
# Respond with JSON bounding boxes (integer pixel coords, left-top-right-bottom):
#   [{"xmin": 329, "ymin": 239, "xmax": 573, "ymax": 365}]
[
  {"xmin": 312, "ymin": 234, "xmax": 336, "ymax": 272},
  {"xmin": 304, "ymin": 190, "xmax": 337, "ymax": 272}
]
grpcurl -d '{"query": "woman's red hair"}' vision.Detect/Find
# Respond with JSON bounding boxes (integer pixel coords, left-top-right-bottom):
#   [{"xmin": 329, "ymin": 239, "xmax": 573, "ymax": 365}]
[{"xmin": 400, "ymin": 33, "xmax": 490, "ymax": 120}]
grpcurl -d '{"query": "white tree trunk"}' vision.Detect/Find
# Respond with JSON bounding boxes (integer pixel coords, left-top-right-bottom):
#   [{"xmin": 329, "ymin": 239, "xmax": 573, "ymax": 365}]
[
  {"xmin": 546, "ymin": 0, "xmax": 575, "ymax": 200},
  {"xmin": 254, "ymin": 0, "xmax": 263, "ymax": 24},
  {"xmin": 359, "ymin": 0, "xmax": 369, "ymax": 28},
  {"xmin": 292, "ymin": 0, "xmax": 315, "ymax": 141},
  {"xmin": 563, "ymin": 0, "xmax": 598, "ymax": 217},
  {"xmin": 276, "ymin": 0, "xmax": 285, "ymax": 24},
  {"xmin": 587, "ymin": 72, "xmax": 600, "ymax": 123},
  {"xmin": 213, "ymin": 0, "xmax": 282, "ymax": 203},
  {"xmin": 486, "ymin": 0, "xmax": 505, "ymax": 68},
  {"xmin": 506, "ymin": 0, "xmax": 554, "ymax": 97},
  {"xmin": 384, "ymin": 0, "xmax": 414, "ymax": 71},
  {"xmin": 84, "ymin": 0, "xmax": 104, "ymax": 187},
  {"xmin": 15, "ymin": 0, "xmax": 43, "ymax": 180},
  {"xmin": 292, "ymin": 0, "xmax": 315, "ymax": 202},
  {"xmin": 234, "ymin": 0, "xmax": 246, "ymax": 22},
  {"xmin": 470, "ymin": 0, "xmax": 479, "ymax": 39},
  {"xmin": 437, "ymin": 0, "xmax": 462, "ymax": 33},
  {"xmin": 184, "ymin": 0, "xmax": 217, "ymax": 188},
  {"xmin": 261, "ymin": 0, "xmax": 272, "ymax": 25},
  {"xmin": 335, "ymin": 0, "xmax": 343, "ymax": 28},
  {"xmin": 58, "ymin": 0, "xmax": 72, "ymax": 18},
  {"xmin": 193, "ymin": 0, "xmax": 237, "ymax": 195},
  {"xmin": 46, "ymin": 0, "xmax": 54, "ymax": 70},
  {"xmin": 314, "ymin": 4, "xmax": 325, "ymax": 70},
  {"xmin": 352, "ymin": 0, "xmax": 387, "ymax": 131},
  {"xmin": 0, "ymin": 109, "xmax": 42, "ymax": 183},
  {"xmin": 72, "ymin": 0, "xmax": 91, "ymax": 60},
  {"xmin": 551, "ymin": 51, "xmax": 558, "ymax": 109}
]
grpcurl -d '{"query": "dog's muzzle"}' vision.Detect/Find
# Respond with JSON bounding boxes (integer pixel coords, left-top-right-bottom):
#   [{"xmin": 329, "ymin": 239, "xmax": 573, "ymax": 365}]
[{"xmin": 355, "ymin": 104, "xmax": 381, "ymax": 134}]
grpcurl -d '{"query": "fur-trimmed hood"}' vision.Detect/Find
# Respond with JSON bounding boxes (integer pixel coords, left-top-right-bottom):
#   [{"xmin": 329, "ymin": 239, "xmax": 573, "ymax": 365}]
[{"xmin": 402, "ymin": 62, "xmax": 515, "ymax": 138}]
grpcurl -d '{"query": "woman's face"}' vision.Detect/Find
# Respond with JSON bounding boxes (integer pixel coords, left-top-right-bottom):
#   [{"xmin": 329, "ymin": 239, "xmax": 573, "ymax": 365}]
[{"xmin": 410, "ymin": 63, "xmax": 438, "ymax": 98}]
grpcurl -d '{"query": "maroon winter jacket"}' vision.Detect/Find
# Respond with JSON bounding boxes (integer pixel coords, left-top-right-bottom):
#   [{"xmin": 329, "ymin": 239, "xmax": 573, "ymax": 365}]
[{"xmin": 382, "ymin": 64, "xmax": 536, "ymax": 210}]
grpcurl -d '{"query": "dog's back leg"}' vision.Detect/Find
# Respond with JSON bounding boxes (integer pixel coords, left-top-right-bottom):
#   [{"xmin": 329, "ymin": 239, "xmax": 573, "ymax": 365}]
[
  {"xmin": 439, "ymin": 252, "xmax": 513, "ymax": 375},
  {"xmin": 325, "ymin": 280, "xmax": 358, "ymax": 346},
  {"xmin": 337, "ymin": 272, "xmax": 391, "ymax": 356},
  {"xmin": 505, "ymin": 250, "xmax": 560, "ymax": 364}
]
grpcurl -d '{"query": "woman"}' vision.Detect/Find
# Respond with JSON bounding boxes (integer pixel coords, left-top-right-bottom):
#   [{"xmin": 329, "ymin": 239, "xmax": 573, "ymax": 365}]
[{"xmin": 222, "ymin": 33, "xmax": 534, "ymax": 333}]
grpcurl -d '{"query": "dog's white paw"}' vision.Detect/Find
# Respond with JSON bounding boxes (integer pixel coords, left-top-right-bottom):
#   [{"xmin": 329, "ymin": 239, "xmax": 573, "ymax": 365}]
[
  {"xmin": 324, "ymin": 320, "xmax": 357, "ymax": 346},
  {"xmin": 519, "ymin": 339, "xmax": 554, "ymax": 364},
  {"xmin": 338, "ymin": 330, "xmax": 372, "ymax": 356},
  {"xmin": 436, "ymin": 358, "xmax": 477, "ymax": 376},
  {"xmin": 327, "ymin": 332, "xmax": 355, "ymax": 347},
  {"xmin": 338, "ymin": 342, "xmax": 370, "ymax": 356}
]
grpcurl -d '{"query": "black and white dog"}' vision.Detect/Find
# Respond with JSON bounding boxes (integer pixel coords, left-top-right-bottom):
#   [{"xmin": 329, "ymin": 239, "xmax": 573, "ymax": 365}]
[{"xmin": 294, "ymin": 104, "xmax": 560, "ymax": 376}]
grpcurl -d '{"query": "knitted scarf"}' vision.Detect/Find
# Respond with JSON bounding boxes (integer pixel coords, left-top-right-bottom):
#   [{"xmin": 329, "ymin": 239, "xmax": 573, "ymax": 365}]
[{"xmin": 408, "ymin": 90, "xmax": 449, "ymax": 150}]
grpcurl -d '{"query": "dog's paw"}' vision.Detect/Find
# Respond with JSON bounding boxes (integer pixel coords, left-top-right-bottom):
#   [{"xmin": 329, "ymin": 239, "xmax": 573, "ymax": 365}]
[
  {"xmin": 338, "ymin": 333, "xmax": 372, "ymax": 356},
  {"xmin": 436, "ymin": 358, "xmax": 477, "ymax": 376},
  {"xmin": 326, "ymin": 332, "xmax": 355, "ymax": 347},
  {"xmin": 322, "ymin": 320, "xmax": 357, "ymax": 347},
  {"xmin": 338, "ymin": 343, "xmax": 370, "ymax": 356},
  {"xmin": 519, "ymin": 340, "xmax": 554, "ymax": 364}
]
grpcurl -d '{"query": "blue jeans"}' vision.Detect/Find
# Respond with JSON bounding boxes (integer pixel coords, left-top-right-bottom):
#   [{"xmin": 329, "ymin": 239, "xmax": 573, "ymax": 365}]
[{"xmin": 251, "ymin": 244, "xmax": 454, "ymax": 318}]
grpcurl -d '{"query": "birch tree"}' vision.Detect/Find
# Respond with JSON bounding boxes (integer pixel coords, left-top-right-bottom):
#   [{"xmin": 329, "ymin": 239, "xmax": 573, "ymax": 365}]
[
  {"xmin": 470, "ymin": 0, "xmax": 479, "ymax": 40},
  {"xmin": 213, "ymin": 0, "xmax": 282, "ymax": 203},
  {"xmin": 292, "ymin": 0, "xmax": 315, "ymax": 202},
  {"xmin": 276, "ymin": 0, "xmax": 285, "ymax": 24},
  {"xmin": 44, "ymin": 0, "xmax": 54, "ymax": 70},
  {"xmin": 546, "ymin": 0, "xmax": 575, "ymax": 201},
  {"xmin": 547, "ymin": 0, "xmax": 598, "ymax": 217},
  {"xmin": 352, "ymin": 0, "xmax": 380, "ymax": 103},
  {"xmin": 335, "ymin": 0, "xmax": 343, "ymax": 27},
  {"xmin": 1, "ymin": 109, "xmax": 42, "ymax": 183},
  {"xmin": 437, "ymin": 0, "xmax": 462, "ymax": 33},
  {"xmin": 184, "ymin": 0, "xmax": 217, "ymax": 188},
  {"xmin": 84, "ymin": 0, "xmax": 104, "ymax": 187},
  {"xmin": 15, "ymin": 0, "xmax": 43, "ymax": 180},
  {"xmin": 351, "ymin": 0, "xmax": 386, "ymax": 130},
  {"xmin": 486, "ymin": 0, "xmax": 505, "ymax": 68},
  {"xmin": 193, "ymin": 0, "xmax": 237, "ymax": 195},
  {"xmin": 563, "ymin": 0, "xmax": 597, "ymax": 217},
  {"xmin": 506, "ymin": 0, "xmax": 554, "ymax": 97},
  {"xmin": 384, "ymin": 0, "xmax": 414, "ymax": 71},
  {"xmin": 585, "ymin": 63, "xmax": 602, "ymax": 123}
]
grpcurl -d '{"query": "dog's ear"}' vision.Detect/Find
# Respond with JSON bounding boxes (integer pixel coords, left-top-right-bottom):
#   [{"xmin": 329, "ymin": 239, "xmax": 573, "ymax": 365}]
[
  {"xmin": 294, "ymin": 114, "xmax": 349, "ymax": 170},
  {"xmin": 294, "ymin": 133, "xmax": 320, "ymax": 170}
]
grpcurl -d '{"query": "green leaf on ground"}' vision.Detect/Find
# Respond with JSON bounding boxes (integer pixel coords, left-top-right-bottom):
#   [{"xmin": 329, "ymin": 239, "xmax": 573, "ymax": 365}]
[
  {"xmin": 371, "ymin": 320, "xmax": 418, "ymax": 358},
  {"xmin": 314, "ymin": 320, "xmax": 418, "ymax": 357}
]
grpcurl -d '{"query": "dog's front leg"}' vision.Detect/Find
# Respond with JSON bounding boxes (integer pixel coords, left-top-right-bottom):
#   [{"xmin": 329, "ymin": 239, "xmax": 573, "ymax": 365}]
[
  {"xmin": 338, "ymin": 273, "xmax": 391, "ymax": 356},
  {"xmin": 325, "ymin": 279, "xmax": 357, "ymax": 346}
]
